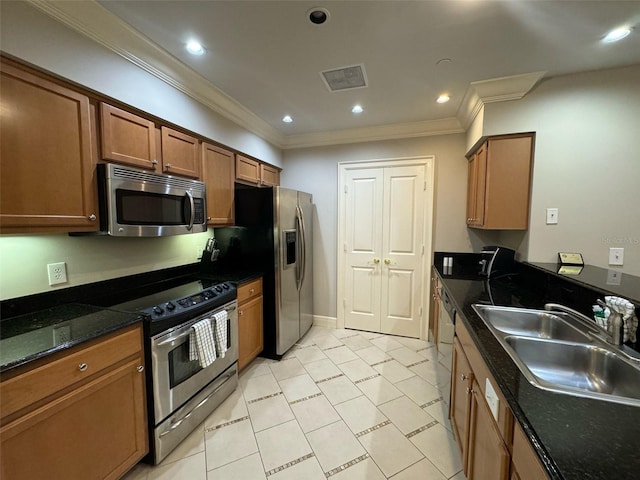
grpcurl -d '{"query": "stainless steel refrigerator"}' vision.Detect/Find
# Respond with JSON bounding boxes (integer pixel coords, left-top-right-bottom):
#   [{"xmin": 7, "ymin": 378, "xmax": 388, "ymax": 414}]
[{"xmin": 234, "ymin": 186, "xmax": 313, "ymax": 358}]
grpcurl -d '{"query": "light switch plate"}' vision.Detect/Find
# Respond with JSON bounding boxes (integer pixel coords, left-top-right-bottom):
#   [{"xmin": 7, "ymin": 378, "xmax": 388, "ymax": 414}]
[
  {"xmin": 607, "ymin": 269, "xmax": 622, "ymax": 285},
  {"xmin": 546, "ymin": 208, "xmax": 558, "ymax": 224},
  {"xmin": 609, "ymin": 247, "xmax": 624, "ymax": 266},
  {"xmin": 485, "ymin": 378, "xmax": 500, "ymax": 421}
]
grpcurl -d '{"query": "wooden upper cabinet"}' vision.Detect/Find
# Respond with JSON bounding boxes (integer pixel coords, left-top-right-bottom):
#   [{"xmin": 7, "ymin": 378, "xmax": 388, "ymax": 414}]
[
  {"xmin": 235, "ymin": 154, "xmax": 280, "ymax": 187},
  {"xmin": 161, "ymin": 126, "xmax": 200, "ymax": 179},
  {"xmin": 236, "ymin": 154, "xmax": 260, "ymax": 185},
  {"xmin": 0, "ymin": 61, "xmax": 98, "ymax": 233},
  {"xmin": 260, "ymin": 163, "xmax": 280, "ymax": 187},
  {"xmin": 100, "ymin": 102, "xmax": 158, "ymax": 171},
  {"xmin": 202, "ymin": 143, "xmax": 235, "ymax": 225},
  {"xmin": 466, "ymin": 133, "xmax": 534, "ymax": 230}
]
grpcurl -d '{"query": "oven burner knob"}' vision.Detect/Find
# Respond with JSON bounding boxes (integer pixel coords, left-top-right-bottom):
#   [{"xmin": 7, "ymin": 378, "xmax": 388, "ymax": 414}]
[
  {"xmin": 153, "ymin": 306, "xmax": 164, "ymax": 315},
  {"xmin": 166, "ymin": 302, "xmax": 176, "ymax": 311},
  {"xmin": 222, "ymin": 283, "xmax": 230, "ymax": 290},
  {"xmin": 215, "ymin": 285, "xmax": 223, "ymax": 293}
]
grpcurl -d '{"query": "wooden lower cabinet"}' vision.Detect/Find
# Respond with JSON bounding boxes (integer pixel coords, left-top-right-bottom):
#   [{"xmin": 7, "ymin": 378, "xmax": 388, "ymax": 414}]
[
  {"xmin": 468, "ymin": 379, "xmax": 510, "ymax": 480},
  {"xmin": 512, "ymin": 421, "xmax": 549, "ymax": 480},
  {"xmin": 237, "ymin": 277, "xmax": 264, "ymax": 371},
  {"xmin": 450, "ymin": 338, "xmax": 473, "ymax": 473},
  {"xmin": 0, "ymin": 325, "xmax": 148, "ymax": 480}
]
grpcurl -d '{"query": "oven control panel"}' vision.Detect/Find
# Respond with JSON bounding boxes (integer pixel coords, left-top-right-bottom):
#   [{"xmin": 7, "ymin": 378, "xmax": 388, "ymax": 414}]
[{"xmin": 148, "ymin": 282, "xmax": 233, "ymax": 318}]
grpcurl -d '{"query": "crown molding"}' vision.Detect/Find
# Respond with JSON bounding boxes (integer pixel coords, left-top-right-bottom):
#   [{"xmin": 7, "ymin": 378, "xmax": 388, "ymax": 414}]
[
  {"xmin": 457, "ymin": 71, "xmax": 546, "ymax": 129},
  {"xmin": 26, "ymin": 0, "xmax": 544, "ymax": 151},
  {"xmin": 282, "ymin": 118, "xmax": 464, "ymax": 149},
  {"xmin": 26, "ymin": 0, "xmax": 286, "ymax": 147}
]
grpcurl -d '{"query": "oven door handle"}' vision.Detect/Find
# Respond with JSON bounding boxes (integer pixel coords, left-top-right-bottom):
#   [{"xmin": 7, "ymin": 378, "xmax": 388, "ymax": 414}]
[
  {"xmin": 159, "ymin": 370, "xmax": 235, "ymax": 437},
  {"xmin": 156, "ymin": 305, "xmax": 236, "ymax": 346}
]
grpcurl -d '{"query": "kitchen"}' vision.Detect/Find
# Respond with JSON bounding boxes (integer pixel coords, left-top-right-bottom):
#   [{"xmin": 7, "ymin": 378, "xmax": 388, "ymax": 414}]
[{"xmin": 1, "ymin": 1, "xmax": 640, "ymax": 480}]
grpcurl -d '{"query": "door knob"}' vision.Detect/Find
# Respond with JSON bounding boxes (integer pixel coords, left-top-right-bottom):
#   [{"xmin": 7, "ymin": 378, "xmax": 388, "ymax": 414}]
[
  {"xmin": 373, "ymin": 258, "xmax": 380, "ymax": 264},
  {"xmin": 384, "ymin": 259, "xmax": 391, "ymax": 265}
]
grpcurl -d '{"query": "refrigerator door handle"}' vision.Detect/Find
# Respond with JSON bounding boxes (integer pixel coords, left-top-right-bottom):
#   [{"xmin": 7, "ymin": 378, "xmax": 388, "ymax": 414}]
[{"xmin": 296, "ymin": 205, "xmax": 306, "ymax": 292}]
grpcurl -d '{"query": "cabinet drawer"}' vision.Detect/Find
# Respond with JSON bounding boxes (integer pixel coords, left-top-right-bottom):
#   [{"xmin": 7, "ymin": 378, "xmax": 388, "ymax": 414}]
[
  {"xmin": 238, "ymin": 278, "xmax": 263, "ymax": 304},
  {"xmin": 1, "ymin": 325, "xmax": 142, "ymax": 420}
]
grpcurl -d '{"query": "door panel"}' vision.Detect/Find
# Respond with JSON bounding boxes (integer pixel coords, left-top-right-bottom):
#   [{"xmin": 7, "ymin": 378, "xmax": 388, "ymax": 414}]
[
  {"xmin": 344, "ymin": 169, "xmax": 383, "ymax": 331},
  {"xmin": 381, "ymin": 166, "xmax": 425, "ymax": 337}
]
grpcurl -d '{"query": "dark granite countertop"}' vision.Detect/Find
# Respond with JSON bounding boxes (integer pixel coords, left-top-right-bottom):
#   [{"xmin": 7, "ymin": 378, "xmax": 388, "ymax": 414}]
[
  {"xmin": 435, "ymin": 267, "xmax": 640, "ymax": 480},
  {"xmin": 0, "ymin": 304, "xmax": 142, "ymax": 373}
]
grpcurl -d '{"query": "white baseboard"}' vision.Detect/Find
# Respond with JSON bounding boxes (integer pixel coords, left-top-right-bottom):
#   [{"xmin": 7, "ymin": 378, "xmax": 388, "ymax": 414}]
[{"xmin": 313, "ymin": 315, "xmax": 337, "ymax": 329}]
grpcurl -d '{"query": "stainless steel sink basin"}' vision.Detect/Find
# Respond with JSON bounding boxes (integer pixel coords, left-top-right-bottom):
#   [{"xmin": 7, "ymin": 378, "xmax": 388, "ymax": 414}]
[
  {"xmin": 504, "ymin": 336, "xmax": 640, "ymax": 405},
  {"xmin": 473, "ymin": 304, "xmax": 640, "ymax": 407},
  {"xmin": 473, "ymin": 305, "xmax": 590, "ymax": 343}
]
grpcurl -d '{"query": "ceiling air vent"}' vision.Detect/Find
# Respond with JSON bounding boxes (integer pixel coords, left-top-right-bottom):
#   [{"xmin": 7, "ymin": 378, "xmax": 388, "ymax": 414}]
[{"xmin": 320, "ymin": 64, "xmax": 368, "ymax": 92}]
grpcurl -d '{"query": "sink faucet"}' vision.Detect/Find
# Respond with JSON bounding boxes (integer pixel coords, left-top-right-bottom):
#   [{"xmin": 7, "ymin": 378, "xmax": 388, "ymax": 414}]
[{"xmin": 544, "ymin": 303, "xmax": 623, "ymax": 346}]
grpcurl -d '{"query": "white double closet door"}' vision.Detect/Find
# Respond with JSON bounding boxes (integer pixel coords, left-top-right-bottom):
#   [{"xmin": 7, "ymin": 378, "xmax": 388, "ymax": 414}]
[{"xmin": 341, "ymin": 161, "xmax": 428, "ymax": 338}]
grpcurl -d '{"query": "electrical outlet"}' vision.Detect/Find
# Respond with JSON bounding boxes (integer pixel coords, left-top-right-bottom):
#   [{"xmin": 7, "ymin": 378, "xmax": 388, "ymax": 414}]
[
  {"xmin": 609, "ymin": 247, "xmax": 624, "ymax": 266},
  {"xmin": 52, "ymin": 324, "xmax": 71, "ymax": 345},
  {"xmin": 546, "ymin": 208, "xmax": 558, "ymax": 225},
  {"xmin": 47, "ymin": 262, "xmax": 68, "ymax": 285}
]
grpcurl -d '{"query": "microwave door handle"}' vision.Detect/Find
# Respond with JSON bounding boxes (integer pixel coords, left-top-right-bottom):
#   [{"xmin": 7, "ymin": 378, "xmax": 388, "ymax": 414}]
[{"xmin": 185, "ymin": 191, "xmax": 195, "ymax": 231}]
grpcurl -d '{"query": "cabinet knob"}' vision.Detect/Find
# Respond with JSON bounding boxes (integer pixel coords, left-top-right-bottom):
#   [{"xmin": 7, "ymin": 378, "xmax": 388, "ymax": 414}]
[
  {"xmin": 78, "ymin": 363, "xmax": 88, "ymax": 372},
  {"xmin": 466, "ymin": 387, "xmax": 474, "ymax": 395},
  {"xmin": 207, "ymin": 217, "xmax": 213, "ymax": 221},
  {"xmin": 166, "ymin": 163, "xmax": 172, "ymax": 169},
  {"xmin": 239, "ymin": 310, "xmax": 244, "ymax": 316},
  {"xmin": 460, "ymin": 374, "xmax": 467, "ymax": 381},
  {"xmin": 137, "ymin": 365, "xmax": 144, "ymax": 373},
  {"xmin": 88, "ymin": 214, "xmax": 96, "ymax": 221},
  {"xmin": 151, "ymin": 160, "xmax": 158, "ymax": 166},
  {"xmin": 249, "ymin": 288, "xmax": 255, "ymax": 294}
]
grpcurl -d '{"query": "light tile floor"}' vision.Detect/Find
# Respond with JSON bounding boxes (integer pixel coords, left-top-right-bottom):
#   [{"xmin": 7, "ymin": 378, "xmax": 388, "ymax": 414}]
[{"xmin": 122, "ymin": 326, "xmax": 466, "ymax": 480}]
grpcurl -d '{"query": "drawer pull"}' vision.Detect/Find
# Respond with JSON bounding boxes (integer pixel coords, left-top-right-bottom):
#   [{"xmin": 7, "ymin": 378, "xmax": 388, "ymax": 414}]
[
  {"xmin": 137, "ymin": 365, "xmax": 144, "ymax": 373},
  {"xmin": 460, "ymin": 374, "xmax": 467, "ymax": 381},
  {"xmin": 466, "ymin": 387, "xmax": 473, "ymax": 395},
  {"xmin": 239, "ymin": 310, "xmax": 244, "ymax": 316},
  {"xmin": 249, "ymin": 288, "xmax": 255, "ymax": 294},
  {"xmin": 78, "ymin": 363, "xmax": 88, "ymax": 372}
]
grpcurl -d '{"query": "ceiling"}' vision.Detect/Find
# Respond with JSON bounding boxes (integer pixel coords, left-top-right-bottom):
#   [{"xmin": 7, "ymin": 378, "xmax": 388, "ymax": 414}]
[{"xmin": 38, "ymin": 1, "xmax": 640, "ymax": 146}]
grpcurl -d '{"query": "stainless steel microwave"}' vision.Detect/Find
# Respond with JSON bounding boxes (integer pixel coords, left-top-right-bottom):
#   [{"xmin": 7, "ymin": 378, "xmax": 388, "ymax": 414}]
[{"xmin": 97, "ymin": 163, "xmax": 207, "ymax": 237}]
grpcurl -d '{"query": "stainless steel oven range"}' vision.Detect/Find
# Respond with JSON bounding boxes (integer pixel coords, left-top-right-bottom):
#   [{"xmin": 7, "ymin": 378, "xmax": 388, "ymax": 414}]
[{"xmin": 115, "ymin": 278, "xmax": 238, "ymax": 464}]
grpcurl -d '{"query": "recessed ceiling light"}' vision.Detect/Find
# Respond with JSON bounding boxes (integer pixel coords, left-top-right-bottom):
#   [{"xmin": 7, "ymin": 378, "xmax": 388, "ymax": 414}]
[
  {"xmin": 307, "ymin": 7, "xmax": 330, "ymax": 25},
  {"xmin": 186, "ymin": 40, "xmax": 205, "ymax": 55},
  {"xmin": 436, "ymin": 94, "xmax": 450, "ymax": 104},
  {"xmin": 351, "ymin": 105, "xmax": 364, "ymax": 114},
  {"xmin": 282, "ymin": 115, "xmax": 293, "ymax": 123},
  {"xmin": 603, "ymin": 26, "xmax": 632, "ymax": 43}
]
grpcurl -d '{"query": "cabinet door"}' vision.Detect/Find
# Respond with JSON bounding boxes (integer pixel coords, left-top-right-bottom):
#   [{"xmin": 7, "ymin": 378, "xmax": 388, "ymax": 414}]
[
  {"xmin": 161, "ymin": 127, "xmax": 200, "ymax": 178},
  {"xmin": 202, "ymin": 143, "xmax": 235, "ymax": 225},
  {"xmin": 466, "ymin": 144, "xmax": 487, "ymax": 227},
  {"xmin": 450, "ymin": 337, "xmax": 474, "ymax": 474},
  {"xmin": 512, "ymin": 421, "xmax": 549, "ymax": 480},
  {"xmin": 0, "ymin": 62, "xmax": 98, "ymax": 233},
  {"xmin": 238, "ymin": 295, "xmax": 264, "ymax": 371},
  {"xmin": 260, "ymin": 163, "xmax": 280, "ymax": 187},
  {"xmin": 467, "ymin": 380, "xmax": 510, "ymax": 480},
  {"xmin": 100, "ymin": 102, "xmax": 158, "ymax": 170},
  {"xmin": 0, "ymin": 358, "xmax": 147, "ymax": 480},
  {"xmin": 236, "ymin": 154, "xmax": 260, "ymax": 185}
]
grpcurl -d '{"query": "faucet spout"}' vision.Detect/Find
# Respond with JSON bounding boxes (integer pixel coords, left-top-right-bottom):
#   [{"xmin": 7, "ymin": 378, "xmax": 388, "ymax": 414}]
[{"xmin": 544, "ymin": 303, "xmax": 622, "ymax": 346}]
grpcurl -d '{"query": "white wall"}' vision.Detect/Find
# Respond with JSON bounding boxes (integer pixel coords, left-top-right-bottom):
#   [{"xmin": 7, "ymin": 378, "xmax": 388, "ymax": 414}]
[
  {"xmin": 482, "ymin": 64, "xmax": 640, "ymax": 276},
  {"xmin": 281, "ymin": 133, "xmax": 474, "ymax": 319}
]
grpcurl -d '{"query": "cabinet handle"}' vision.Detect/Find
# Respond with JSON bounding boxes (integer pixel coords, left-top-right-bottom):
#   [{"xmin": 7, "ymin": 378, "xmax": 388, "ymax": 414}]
[
  {"xmin": 466, "ymin": 387, "xmax": 474, "ymax": 394},
  {"xmin": 250, "ymin": 288, "xmax": 255, "ymax": 294},
  {"xmin": 137, "ymin": 365, "xmax": 145, "ymax": 373},
  {"xmin": 151, "ymin": 160, "xmax": 158, "ymax": 166},
  {"xmin": 207, "ymin": 217, "xmax": 212, "ymax": 221},
  {"xmin": 88, "ymin": 214, "xmax": 96, "ymax": 221},
  {"xmin": 460, "ymin": 374, "xmax": 467, "ymax": 381},
  {"xmin": 78, "ymin": 363, "xmax": 88, "ymax": 372},
  {"xmin": 239, "ymin": 310, "xmax": 244, "ymax": 316},
  {"xmin": 166, "ymin": 163, "xmax": 172, "ymax": 169}
]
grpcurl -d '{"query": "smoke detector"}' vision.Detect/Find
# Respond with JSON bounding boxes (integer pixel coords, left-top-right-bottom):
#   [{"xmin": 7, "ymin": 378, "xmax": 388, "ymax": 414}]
[{"xmin": 320, "ymin": 64, "xmax": 368, "ymax": 92}]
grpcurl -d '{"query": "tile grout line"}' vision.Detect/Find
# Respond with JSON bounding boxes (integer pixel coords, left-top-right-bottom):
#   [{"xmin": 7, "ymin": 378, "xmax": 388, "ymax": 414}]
[
  {"xmin": 315, "ymin": 373, "xmax": 345, "ymax": 384},
  {"xmin": 353, "ymin": 373, "xmax": 382, "ymax": 384},
  {"xmin": 264, "ymin": 452, "xmax": 316, "ymax": 477},
  {"xmin": 420, "ymin": 397, "xmax": 442, "ymax": 409},
  {"xmin": 405, "ymin": 420, "xmax": 439, "ymax": 438},
  {"xmin": 205, "ymin": 415, "xmax": 250, "ymax": 432},
  {"xmin": 324, "ymin": 453, "xmax": 371, "ymax": 478},
  {"xmin": 369, "ymin": 357, "xmax": 394, "ymax": 367},
  {"xmin": 247, "ymin": 391, "xmax": 283, "ymax": 404},
  {"xmin": 406, "ymin": 359, "xmax": 429, "ymax": 368},
  {"xmin": 288, "ymin": 392, "xmax": 324, "ymax": 405},
  {"xmin": 354, "ymin": 420, "xmax": 392, "ymax": 438}
]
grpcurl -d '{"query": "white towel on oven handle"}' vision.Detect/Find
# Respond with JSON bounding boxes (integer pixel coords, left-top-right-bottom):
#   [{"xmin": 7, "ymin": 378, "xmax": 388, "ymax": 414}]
[
  {"xmin": 213, "ymin": 310, "xmax": 228, "ymax": 358},
  {"xmin": 189, "ymin": 318, "xmax": 217, "ymax": 368}
]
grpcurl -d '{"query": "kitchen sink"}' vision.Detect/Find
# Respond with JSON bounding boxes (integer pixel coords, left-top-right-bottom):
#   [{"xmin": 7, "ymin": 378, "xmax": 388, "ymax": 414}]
[
  {"xmin": 472, "ymin": 305, "xmax": 590, "ymax": 343},
  {"xmin": 504, "ymin": 336, "xmax": 640, "ymax": 405},
  {"xmin": 473, "ymin": 304, "xmax": 640, "ymax": 407}
]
